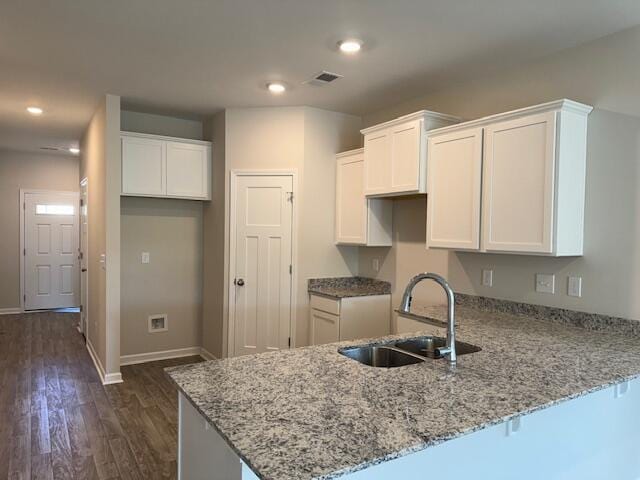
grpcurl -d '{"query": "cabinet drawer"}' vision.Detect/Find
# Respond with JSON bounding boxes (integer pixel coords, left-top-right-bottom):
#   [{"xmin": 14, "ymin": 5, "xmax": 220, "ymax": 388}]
[{"xmin": 309, "ymin": 294, "xmax": 340, "ymax": 315}]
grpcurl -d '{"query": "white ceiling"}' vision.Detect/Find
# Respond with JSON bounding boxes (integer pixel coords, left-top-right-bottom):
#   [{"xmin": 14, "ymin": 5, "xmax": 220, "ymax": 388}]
[{"xmin": 2, "ymin": 0, "xmax": 640, "ymax": 152}]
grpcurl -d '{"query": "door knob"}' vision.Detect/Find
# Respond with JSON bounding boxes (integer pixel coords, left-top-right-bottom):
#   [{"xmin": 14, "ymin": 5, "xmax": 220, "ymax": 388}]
[{"xmin": 236, "ymin": 278, "xmax": 245, "ymax": 286}]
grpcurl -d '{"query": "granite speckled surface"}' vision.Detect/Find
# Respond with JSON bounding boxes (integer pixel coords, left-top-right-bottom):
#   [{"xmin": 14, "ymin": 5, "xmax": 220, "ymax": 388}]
[
  {"xmin": 308, "ymin": 277, "xmax": 391, "ymax": 299},
  {"xmin": 166, "ymin": 304, "xmax": 640, "ymax": 480}
]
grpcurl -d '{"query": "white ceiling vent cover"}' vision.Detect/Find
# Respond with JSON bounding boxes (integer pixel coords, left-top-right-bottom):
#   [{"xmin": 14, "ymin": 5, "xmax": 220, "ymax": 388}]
[{"xmin": 305, "ymin": 71, "xmax": 343, "ymax": 86}]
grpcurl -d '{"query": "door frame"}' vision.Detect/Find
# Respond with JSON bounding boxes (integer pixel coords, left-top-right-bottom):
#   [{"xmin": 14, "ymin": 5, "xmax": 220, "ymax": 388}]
[
  {"xmin": 20, "ymin": 188, "xmax": 80, "ymax": 312},
  {"xmin": 227, "ymin": 170, "xmax": 298, "ymax": 358},
  {"xmin": 80, "ymin": 178, "xmax": 89, "ymax": 341}
]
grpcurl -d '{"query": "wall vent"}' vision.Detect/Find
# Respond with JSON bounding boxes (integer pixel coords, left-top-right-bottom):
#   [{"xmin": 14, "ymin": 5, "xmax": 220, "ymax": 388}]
[
  {"xmin": 305, "ymin": 70, "xmax": 343, "ymax": 86},
  {"xmin": 40, "ymin": 146, "xmax": 61, "ymax": 151},
  {"xmin": 148, "ymin": 314, "xmax": 168, "ymax": 333}
]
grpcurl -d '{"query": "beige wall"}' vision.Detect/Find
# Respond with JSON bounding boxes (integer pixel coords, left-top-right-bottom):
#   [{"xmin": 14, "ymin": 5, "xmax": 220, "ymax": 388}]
[
  {"xmin": 120, "ymin": 197, "xmax": 203, "ymax": 356},
  {"xmin": 119, "ymin": 109, "xmax": 206, "ymax": 358},
  {"xmin": 201, "ymin": 112, "xmax": 226, "ymax": 358},
  {"xmin": 202, "ymin": 106, "xmax": 361, "ymax": 356},
  {"xmin": 359, "ymin": 25, "xmax": 640, "ymax": 326},
  {"xmin": 80, "ymin": 94, "xmax": 121, "ymax": 379},
  {"xmin": 121, "ymin": 110, "xmax": 203, "ymax": 140},
  {"xmin": 0, "ymin": 150, "xmax": 79, "ymax": 310}
]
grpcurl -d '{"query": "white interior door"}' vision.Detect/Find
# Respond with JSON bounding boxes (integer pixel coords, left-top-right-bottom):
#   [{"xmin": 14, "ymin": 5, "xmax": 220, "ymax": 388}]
[
  {"xmin": 80, "ymin": 180, "xmax": 88, "ymax": 335},
  {"xmin": 23, "ymin": 191, "xmax": 80, "ymax": 310},
  {"xmin": 232, "ymin": 175, "xmax": 293, "ymax": 356}
]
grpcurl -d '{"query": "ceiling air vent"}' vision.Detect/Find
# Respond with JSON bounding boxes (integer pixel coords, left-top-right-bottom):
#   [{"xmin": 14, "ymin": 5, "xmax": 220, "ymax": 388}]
[
  {"xmin": 40, "ymin": 146, "xmax": 61, "ymax": 151},
  {"xmin": 305, "ymin": 71, "xmax": 343, "ymax": 86}
]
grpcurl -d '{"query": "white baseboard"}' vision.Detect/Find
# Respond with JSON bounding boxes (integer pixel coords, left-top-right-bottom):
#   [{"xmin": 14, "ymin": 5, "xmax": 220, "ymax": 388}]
[
  {"xmin": 0, "ymin": 307, "xmax": 21, "ymax": 315},
  {"xmin": 199, "ymin": 346, "xmax": 216, "ymax": 361},
  {"xmin": 86, "ymin": 340, "xmax": 123, "ymax": 385},
  {"xmin": 120, "ymin": 346, "xmax": 205, "ymax": 366}
]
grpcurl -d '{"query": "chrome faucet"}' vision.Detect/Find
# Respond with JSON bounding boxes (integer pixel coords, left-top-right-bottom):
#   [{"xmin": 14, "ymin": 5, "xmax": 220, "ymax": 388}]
[{"xmin": 398, "ymin": 273, "xmax": 457, "ymax": 366}]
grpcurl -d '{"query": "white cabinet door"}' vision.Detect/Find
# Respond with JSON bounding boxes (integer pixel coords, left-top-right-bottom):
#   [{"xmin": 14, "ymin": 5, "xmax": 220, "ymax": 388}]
[
  {"xmin": 310, "ymin": 309, "xmax": 340, "ymax": 345},
  {"xmin": 166, "ymin": 142, "xmax": 210, "ymax": 199},
  {"xmin": 391, "ymin": 119, "xmax": 422, "ymax": 193},
  {"xmin": 121, "ymin": 136, "xmax": 165, "ymax": 196},
  {"xmin": 482, "ymin": 112, "xmax": 556, "ymax": 253},
  {"xmin": 426, "ymin": 127, "xmax": 483, "ymax": 250},
  {"xmin": 364, "ymin": 130, "xmax": 391, "ymax": 195},
  {"xmin": 336, "ymin": 151, "xmax": 367, "ymax": 245}
]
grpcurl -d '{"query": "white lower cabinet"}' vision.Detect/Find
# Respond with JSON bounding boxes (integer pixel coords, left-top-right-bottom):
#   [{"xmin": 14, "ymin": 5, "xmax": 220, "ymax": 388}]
[
  {"xmin": 335, "ymin": 149, "xmax": 392, "ymax": 246},
  {"xmin": 426, "ymin": 99, "xmax": 592, "ymax": 256},
  {"xmin": 121, "ymin": 131, "xmax": 211, "ymax": 200},
  {"xmin": 309, "ymin": 294, "xmax": 390, "ymax": 345}
]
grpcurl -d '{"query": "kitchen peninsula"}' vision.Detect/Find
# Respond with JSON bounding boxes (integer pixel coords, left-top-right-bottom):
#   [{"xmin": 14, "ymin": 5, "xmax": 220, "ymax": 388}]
[{"xmin": 167, "ymin": 298, "xmax": 640, "ymax": 480}]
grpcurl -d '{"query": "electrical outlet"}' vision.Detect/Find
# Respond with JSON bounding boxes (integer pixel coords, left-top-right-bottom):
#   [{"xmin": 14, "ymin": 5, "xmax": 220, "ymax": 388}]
[
  {"xmin": 372, "ymin": 258, "xmax": 380, "ymax": 272},
  {"xmin": 568, "ymin": 276, "xmax": 582, "ymax": 297},
  {"xmin": 481, "ymin": 269, "xmax": 493, "ymax": 287},
  {"xmin": 142, "ymin": 252, "xmax": 150, "ymax": 264},
  {"xmin": 535, "ymin": 274, "xmax": 555, "ymax": 294}
]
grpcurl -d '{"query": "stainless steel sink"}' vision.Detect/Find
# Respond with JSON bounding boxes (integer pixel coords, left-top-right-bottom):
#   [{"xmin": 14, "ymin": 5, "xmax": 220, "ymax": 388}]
[
  {"xmin": 339, "ymin": 336, "xmax": 481, "ymax": 368},
  {"xmin": 339, "ymin": 345, "xmax": 425, "ymax": 368},
  {"xmin": 394, "ymin": 336, "xmax": 481, "ymax": 359}
]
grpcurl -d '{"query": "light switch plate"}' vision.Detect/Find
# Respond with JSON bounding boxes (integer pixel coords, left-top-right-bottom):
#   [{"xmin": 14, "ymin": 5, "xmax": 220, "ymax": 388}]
[
  {"xmin": 142, "ymin": 252, "xmax": 150, "ymax": 264},
  {"xmin": 482, "ymin": 269, "xmax": 493, "ymax": 287},
  {"xmin": 568, "ymin": 276, "xmax": 582, "ymax": 297},
  {"xmin": 535, "ymin": 274, "xmax": 555, "ymax": 294}
]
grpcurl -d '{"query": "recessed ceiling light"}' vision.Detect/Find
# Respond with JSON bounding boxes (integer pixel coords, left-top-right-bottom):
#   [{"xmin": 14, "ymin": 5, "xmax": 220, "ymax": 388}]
[
  {"xmin": 338, "ymin": 39, "xmax": 362, "ymax": 54},
  {"xmin": 69, "ymin": 147, "xmax": 80, "ymax": 154},
  {"xmin": 27, "ymin": 106, "xmax": 44, "ymax": 115},
  {"xmin": 267, "ymin": 82, "xmax": 286, "ymax": 94}
]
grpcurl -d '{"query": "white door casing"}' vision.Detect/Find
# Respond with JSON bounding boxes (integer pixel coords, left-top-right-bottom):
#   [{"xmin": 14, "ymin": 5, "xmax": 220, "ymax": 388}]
[
  {"xmin": 80, "ymin": 179, "xmax": 89, "ymax": 337},
  {"xmin": 22, "ymin": 191, "xmax": 80, "ymax": 310},
  {"xmin": 231, "ymin": 174, "xmax": 294, "ymax": 357}
]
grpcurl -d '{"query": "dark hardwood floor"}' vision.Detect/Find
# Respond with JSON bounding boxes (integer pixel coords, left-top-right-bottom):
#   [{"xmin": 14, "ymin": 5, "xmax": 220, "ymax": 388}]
[{"xmin": 0, "ymin": 311, "xmax": 203, "ymax": 479}]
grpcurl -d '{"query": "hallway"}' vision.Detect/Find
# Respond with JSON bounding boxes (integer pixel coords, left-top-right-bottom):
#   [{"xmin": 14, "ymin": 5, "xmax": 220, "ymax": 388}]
[{"xmin": 0, "ymin": 311, "xmax": 202, "ymax": 479}]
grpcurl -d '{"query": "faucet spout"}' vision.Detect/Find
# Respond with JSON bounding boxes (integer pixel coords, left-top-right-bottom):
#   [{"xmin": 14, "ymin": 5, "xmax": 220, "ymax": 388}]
[{"xmin": 397, "ymin": 273, "xmax": 457, "ymax": 366}]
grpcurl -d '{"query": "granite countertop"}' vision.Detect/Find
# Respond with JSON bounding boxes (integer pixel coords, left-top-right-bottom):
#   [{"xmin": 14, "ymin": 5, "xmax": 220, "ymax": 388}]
[
  {"xmin": 166, "ymin": 305, "xmax": 640, "ymax": 480},
  {"xmin": 307, "ymin": 276, "xmax": 391, "ymax": 299}
]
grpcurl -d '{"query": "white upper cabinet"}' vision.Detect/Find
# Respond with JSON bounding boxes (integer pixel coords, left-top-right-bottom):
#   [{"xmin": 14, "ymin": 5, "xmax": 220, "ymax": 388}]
[
  {"xmin": 425, "ymin": 99, "xmax": 592, "ymax": 256},
  {"xmin": 362, "ymin": 111, "xmax": 460, "ymax": 197},
  {"xmin": 335, "ymin": 149, "xmax": 392, "ymax": 246},
  {"xmin": 121, "ymin": 135, "xmax": 165, "ymax": 196},
  {"xmin": 121, "ymin": 132, "xmax": 211, "ymax": 200},
  {"xmin": 166, "ymin": 141, "xmax": 210, "ymax": 199},
  {"xmin": 482, "ymin": 111, "xmax": 556, "ymax": 253},
  {"xmin": 426, "ymin": 127, "xmax": 483, "ymax": 250}
]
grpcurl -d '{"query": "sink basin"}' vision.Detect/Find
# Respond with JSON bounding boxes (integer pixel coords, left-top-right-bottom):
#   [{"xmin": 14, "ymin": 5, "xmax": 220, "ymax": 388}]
[
  {"xmin": 339, "ymin": 345, "xmax": 425, "ymax": 368},
  {"xmin": 394, "ymin": 336, "xmax": 481, "ymax": 359}
]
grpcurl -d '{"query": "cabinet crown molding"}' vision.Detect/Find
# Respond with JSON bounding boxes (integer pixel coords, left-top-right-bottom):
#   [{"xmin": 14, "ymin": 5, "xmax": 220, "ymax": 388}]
[
  {"xmin": 121, "ymin": 130, "xmax": 212, "ymax": 147},
  {"xmin": 360, "ymin": 110, "xmax": 461, "ymax": 135},
  {"xmin": 335, "ymin": 147, "xmax": 364, "ymax": 158},
  {"xmin": 427, "ymin": 99, "xmax": 593, "ymax": 137}
]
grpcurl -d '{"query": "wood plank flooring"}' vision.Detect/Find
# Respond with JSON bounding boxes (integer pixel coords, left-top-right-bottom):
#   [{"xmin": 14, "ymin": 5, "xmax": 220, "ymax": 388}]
[{"xmin": 0, "ymin": 311, "xmax": 203, "ymax": 479}]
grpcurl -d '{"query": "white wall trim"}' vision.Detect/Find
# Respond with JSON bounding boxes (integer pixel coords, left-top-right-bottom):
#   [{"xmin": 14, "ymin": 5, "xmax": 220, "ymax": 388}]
[
  {"xmin": 227, "ymin": 170, "xmax": 299, "ymax": 358},
  {"xmin": 87, "ymin": 339, "xmax": 123, "ymax": 385},
  {"xmin": 0, "ymin": 307, "xmax": 22, "ymax": 315},
  {"xmin": 199, "ymin": 346, "xmax": 216, "ymax": 361},
  {"xmin": 120, "ymin": 346, "xmax": 204, "ymax": 366}
]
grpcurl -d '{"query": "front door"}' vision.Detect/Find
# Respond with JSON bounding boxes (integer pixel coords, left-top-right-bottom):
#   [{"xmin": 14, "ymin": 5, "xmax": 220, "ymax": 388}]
[
  {"xmin": 23, "ymin": 191, "xmax": 80, "ymax": 310},
  {"xmin": 232, "ymin": 175, "xmax": 293, "ymax": 356}
]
